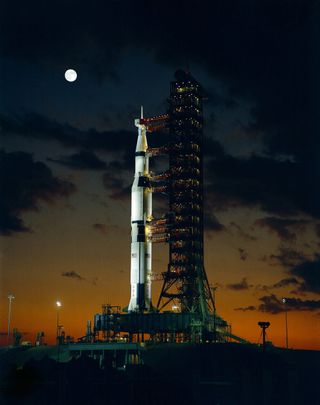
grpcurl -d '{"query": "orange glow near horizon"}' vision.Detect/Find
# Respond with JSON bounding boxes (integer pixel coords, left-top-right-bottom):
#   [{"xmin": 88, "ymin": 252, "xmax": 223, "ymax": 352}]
[
  {"xmin": 1, "ymin": 241, "xmax": 319, "ymax": 350},
  {"xmin": 0, "ymin": 181, "xmax": 319, "ymax": 351},
  {"xmin": 0, "ymin": 292, "xmax": 319, "ymax": 350}
]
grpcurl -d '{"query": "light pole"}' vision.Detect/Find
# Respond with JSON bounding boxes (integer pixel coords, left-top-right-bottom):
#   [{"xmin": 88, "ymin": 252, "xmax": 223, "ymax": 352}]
[
  {"xmin": 282, "ymin": 298, "xmax": 288, "ymax": 349},
  {"xmin": 7, "ymin": 293, "xmax": 15, "ymax": 345},
  {"xmin": 56, "ymin": 301, "xmax": 62, "ymax": 345},
  {"xmin": 56, "ymin": 300, "xmax": 62, "ymax": 364}
]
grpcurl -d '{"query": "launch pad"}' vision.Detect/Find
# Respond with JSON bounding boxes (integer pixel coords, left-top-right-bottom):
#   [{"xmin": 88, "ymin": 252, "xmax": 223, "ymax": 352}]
[
  {"xmin": 94, "ymin": 307, "xmax": 230, "ymax": 343},
  {"xmin": 92, "ymin": 70, "xmax": 234, "ymax": 344}
]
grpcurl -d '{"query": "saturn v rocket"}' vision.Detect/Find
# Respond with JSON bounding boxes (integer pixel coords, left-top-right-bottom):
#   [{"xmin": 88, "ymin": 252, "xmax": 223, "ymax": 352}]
[{"xmin": 128, "ymin": 108, "xmax": 153, "ymax": 312}]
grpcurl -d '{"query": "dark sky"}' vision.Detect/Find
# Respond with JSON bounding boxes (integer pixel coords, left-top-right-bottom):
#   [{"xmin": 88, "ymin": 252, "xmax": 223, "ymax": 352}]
[{"xmin": 0, "ymin": 0, "xmax": 319, "ymax": 348}]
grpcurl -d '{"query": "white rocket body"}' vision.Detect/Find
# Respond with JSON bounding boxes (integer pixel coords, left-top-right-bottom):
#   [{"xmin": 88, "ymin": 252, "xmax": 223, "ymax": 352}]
[{"xmin": 128, "ymin": 110, "xmax": 152, "ymax": 312}]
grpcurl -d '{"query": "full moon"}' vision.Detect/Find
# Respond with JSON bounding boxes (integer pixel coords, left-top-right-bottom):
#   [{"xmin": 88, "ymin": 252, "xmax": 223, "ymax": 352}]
[{"xmin": 64, "ymin": 69, "xmax": 77, "ymax": 82}]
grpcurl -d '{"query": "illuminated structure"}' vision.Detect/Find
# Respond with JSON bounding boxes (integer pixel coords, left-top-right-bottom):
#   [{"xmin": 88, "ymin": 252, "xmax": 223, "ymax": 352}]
[
  {"xmin": 128, "ymin": 107, "xmax": 153, "ymax": 312},
  {"xmin": 157, "ymin": 70, "xmax": 215, "ymax": 324},
  {"xmin": 94, "ymin": 71, "xmax": 235, "ymax": 342}
]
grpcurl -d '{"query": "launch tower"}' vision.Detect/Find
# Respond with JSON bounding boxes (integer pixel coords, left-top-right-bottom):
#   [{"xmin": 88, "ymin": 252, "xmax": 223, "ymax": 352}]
[{"xmin": 157, "ymin": 70, "xmax": 215, "ymax": 323}]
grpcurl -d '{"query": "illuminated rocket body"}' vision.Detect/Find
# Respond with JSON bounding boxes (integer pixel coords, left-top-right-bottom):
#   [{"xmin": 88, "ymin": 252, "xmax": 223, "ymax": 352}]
[{"xmin": 128, "ymin": 109, "xmax": 152, "ymax": 312}]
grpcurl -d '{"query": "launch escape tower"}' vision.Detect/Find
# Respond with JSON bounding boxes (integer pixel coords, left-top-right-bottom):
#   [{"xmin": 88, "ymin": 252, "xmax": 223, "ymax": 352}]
[{"xmin": 157, "ymin": 70, "xmax": 215, "ymax": 323}]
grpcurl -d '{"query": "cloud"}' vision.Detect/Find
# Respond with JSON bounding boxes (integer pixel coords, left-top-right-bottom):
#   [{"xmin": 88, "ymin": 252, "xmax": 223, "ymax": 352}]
[
  {"xmin": 1, "ymin": 0, "xmax": 317, "ymax": 163},
  {"xmin": 2, "ymin": 1, "xmax": 315, "ymax": 96},
  {"xmin": 3, "ymin": 115, "xmax": 317, "ymax": 241},
  {"xmin": 92, "ymin": 223, "xmax": 108, "ymax": 234},
  {"xmin": 267, "ymin": 247, "xmax": 307, "ymax": 268},
  {"xmin": 92, "ymin": 223, "xmax": 120, "ymax": 237},
  {"xmin": 61, "ymin": 271, "xmax": 85, "ymax": 282},
  {"xmin": 204, "ymin": 211, "xmax": 225, "ymax": 233},
  {"xmin": 48, "ymin": 150, "xmax": 107, "ymax": 170},
  {"xmin": 255, "ymin": 277, "xmax": 300, "ymax": 294},
  {"xmin": 1, "ymin": 1, "xmax": 319, "ymax": 239},
  {"xmin": 271, "ymin": 278, "xmax": 300, "ymax": 289},
  {"xmin": 61, "ymin": 270, "xmax": 97, "ymax": 285},
  {"xmin": 234, "ymin": 306, "xmax": 256, "ymax": 312},
  {"xmin": 205, "ymin": 153, "xmax": 320, "ymax": 219},
  {"xmin": 229, "ymin": 222, "xmax": 256, "ymax": 241},
  {"xmin": 258, "ymin": 294, "xmax": 320, "ymax": 314},
  {"xmin": 102, "ymin": 172, "xmax": 131, "ymax": 201},
  {"xmin": 258, "ymin": 295, "xmax": 287, "ymax": 314},
  {"xmin": 254, "ymin": 217, "xmax": 308, "ymax": 242},
  {"xmin": 238, "ymin": 248, "xmax": 248, "ymax": 261},
  {"xmin": 0, "ymin": 113, "xmax": 137, "ymax": 155},
  {"xmin": 227, "ymin": 278, "xmax": 251, "ymax": 291},
  {"xmin": 0, "ymin": 150, "xmax": 76, "ymax": 236},
  {"xmin": 260, "ymin": 248, "xmax": 320, "ymax": 295},
  {"xmin": 290, "ymin": 255, "xmax": 320, "ymax": 294}
]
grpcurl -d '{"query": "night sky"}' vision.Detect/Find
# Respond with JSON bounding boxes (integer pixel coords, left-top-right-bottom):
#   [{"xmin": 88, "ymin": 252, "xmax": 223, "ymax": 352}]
[{"xmin": 1, "ymin": 0, "xmax": 319, "ymax": 349}]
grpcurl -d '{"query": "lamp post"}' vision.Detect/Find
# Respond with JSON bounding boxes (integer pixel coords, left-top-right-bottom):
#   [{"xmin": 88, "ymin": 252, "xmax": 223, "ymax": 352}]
[
  {"xmin": 7, "ymin": 293, "xmax": 15, "ymax": 346},
  {"xmin": 282, "ymin": 298, "xmax": 288, "ymax": 349},
  {"xmin": 56, "ymin": 300, "xmax": 62, "ymax": 364},
  {"xmin": 56, "ymin": 301, "xmax": 62, "ymax": 345}
]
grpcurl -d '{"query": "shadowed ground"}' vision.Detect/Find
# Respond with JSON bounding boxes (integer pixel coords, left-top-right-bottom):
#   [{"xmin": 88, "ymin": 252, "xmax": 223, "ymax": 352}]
[{"xmin": 0, "ymin": 343, "xmax": 319, "ymax": 405}]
